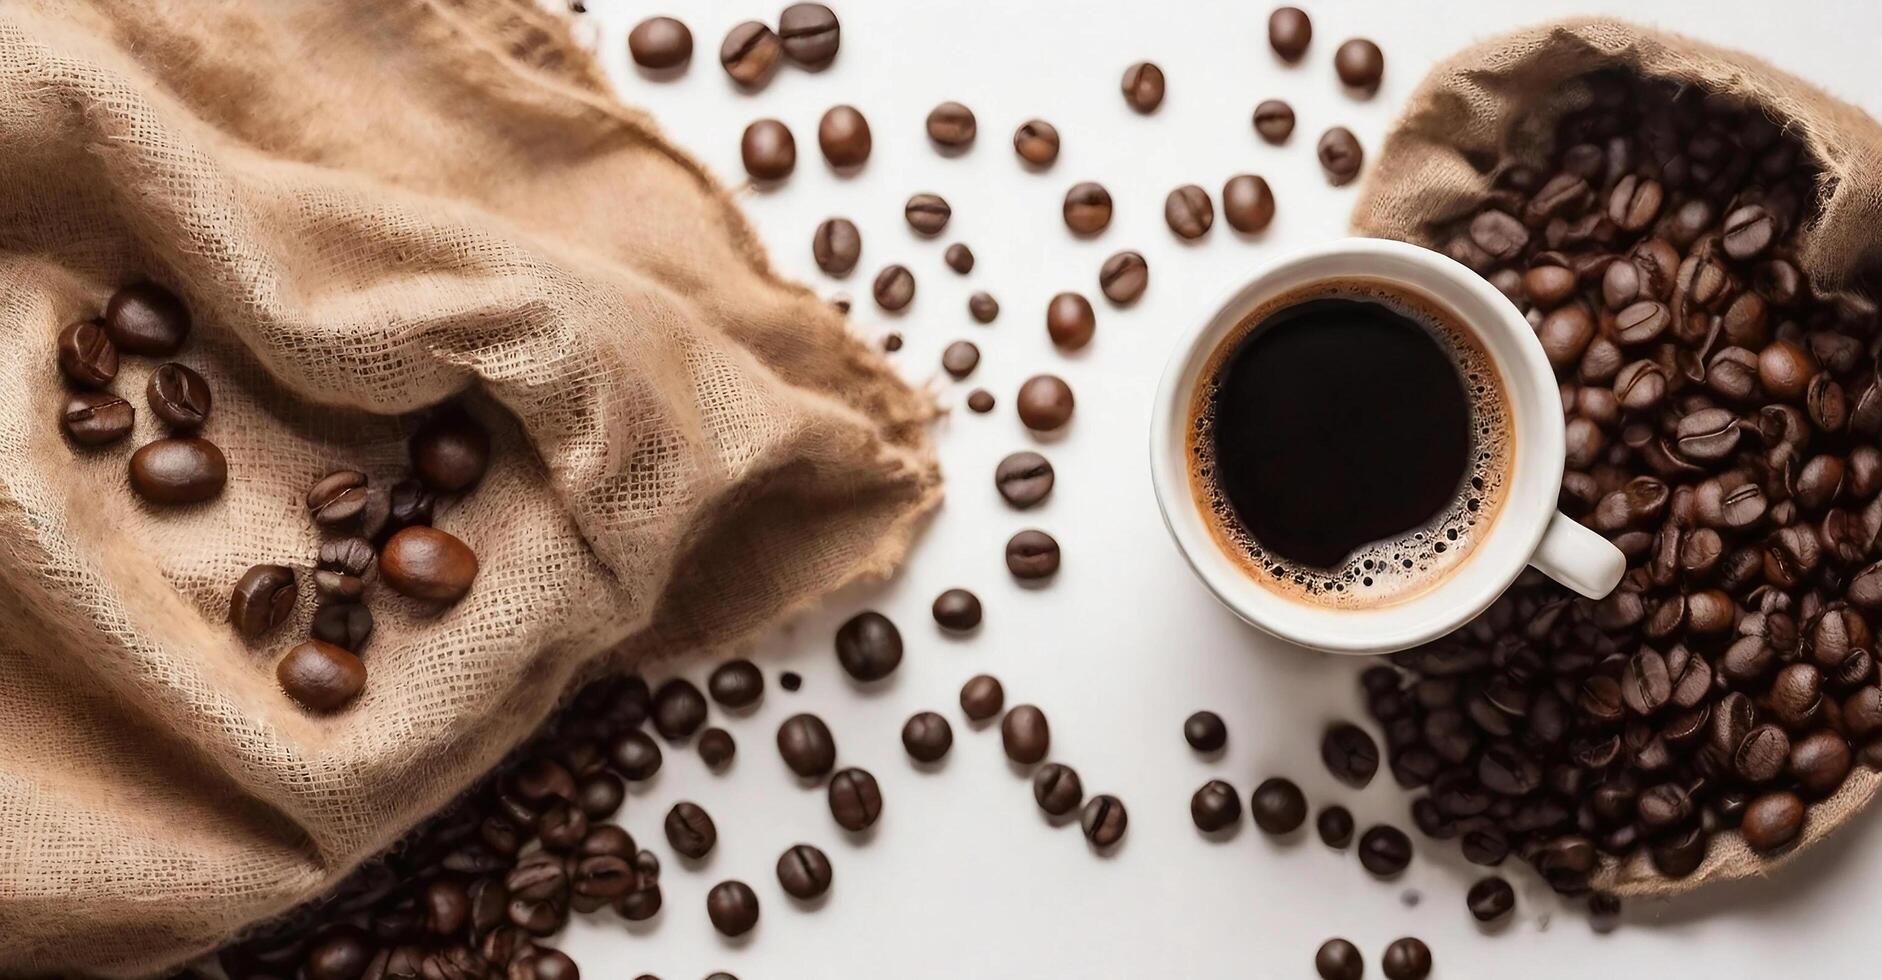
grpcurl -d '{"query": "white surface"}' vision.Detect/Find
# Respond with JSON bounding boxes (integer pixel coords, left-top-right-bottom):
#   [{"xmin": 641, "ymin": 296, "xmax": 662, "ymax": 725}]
[{"xmin": 557, "ymin": 2, "xmax": 1882, "ymax": 977}]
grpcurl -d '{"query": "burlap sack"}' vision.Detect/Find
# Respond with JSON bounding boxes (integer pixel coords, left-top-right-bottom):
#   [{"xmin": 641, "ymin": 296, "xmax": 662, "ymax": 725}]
[
  {"xmin": 1353, "ymin": 18, "xmax": 1882, "ymax": 899},
  {"xmin": 0, "ymin": 1, "xmax": 938, "ymax": 975}
]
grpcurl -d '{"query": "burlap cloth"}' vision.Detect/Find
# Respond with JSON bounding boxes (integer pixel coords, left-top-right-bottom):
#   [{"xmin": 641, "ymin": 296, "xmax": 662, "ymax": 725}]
[
  {"xmin": 1354, "ymin": 18, "xmax": 1882, "ymax": 899},
  {"xmin": 0, "ymin": 1, "xmax": 938, "ymax": 975}
]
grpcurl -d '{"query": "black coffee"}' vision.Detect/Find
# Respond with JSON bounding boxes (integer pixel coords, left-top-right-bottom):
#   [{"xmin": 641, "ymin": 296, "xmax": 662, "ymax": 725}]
[{"xmin": 1190, "ymin": 280, "xmax": 1510, "ymax": 606}]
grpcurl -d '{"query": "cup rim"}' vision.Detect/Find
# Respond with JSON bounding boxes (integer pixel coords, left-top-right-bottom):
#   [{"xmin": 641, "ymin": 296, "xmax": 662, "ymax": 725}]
[{"xmin": 1148, "ymin": 237, "xmax": 1566, "ymax": 654}]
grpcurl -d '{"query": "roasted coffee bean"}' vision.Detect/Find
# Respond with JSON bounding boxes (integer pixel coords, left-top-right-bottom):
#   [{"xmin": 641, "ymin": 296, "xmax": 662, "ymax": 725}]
[
  {"xmin": 308, "ymin": 602, "xmax": 370, "ymax": 652},
  {"xmin": 1005, "ymin": 529, "xmax": 1061, "ymax": 580},
  {"xmin": 942, "ymin": 340, "xmax": 980, "ymax": 379},
  {"xmin": 380, "ymin": 526, "xmax": 477, "ymax": 602},
  {"xmin": 926, "ymin": 101, "xmax": 977, "ymax": 148},
  {"xmin": 904, "ymin": 193, "xmax": 951, "ymax": 236},
  {"xmin": 57, "ymin": 319, "xmax": 118, "ymax": 388},
  {"xmin": 1099, "ymin": 250, "xmax": 1148, "ymax": 304},
  {"xmin": 1381, "ymin": 938, "xmax": 1431, "ymax": 980},
  {"xmin": 1184, "ymin": 710, "xmax": 1227, "ymax": 752},
  {"xmin": 1317, "ymin": 128, "xmax": 1363, "ymax": 185},
  {"xmin": 1013, "ymin": 119, "xmax": 1061, "ymax": 167},
  {"xmin": 931, "ymin": 588, "xmax": 982, "ymax": 632},
  {"xmin": 1033, "ymin": 763, "xmax": 1084, "ymax": 816},
  {"xmin": 960, "ymin": 674, "xmax": 1004, "ymax": 721},
  {"xmin": 411, "ymin": 409, "xmax": 491, "ymax": 494},
  {"xmin": 778, "ymin": 3, "xmax": 840, "ymax": 68},
  {"xmin": 813, "ymin": 106, "xmax": 872, "ymax": 170},
  {"xmin": 1252, "ymin": 101, "xmax": 1295, "ymax": 144},
  {"xmin": 873, "ymin": 264, "xmax": 915, "ymax": 310},
  {"xmin": 130, "ymin": 437, "xmax": 226, "ymax": 505},
  {"xmin": 944, "ymin": 243, "xmax": 975, "ymax": 274},
  {"xmin": 1314, "ymin": 938, "xmax": 1361, "ymax": 980},
  {"xmin": 776, "ymin": 843, "xmax": 832, "ymax": 900},
  {"xmin": 1190, "ymin": 779, "xmax": 1242, "ymax": 832},
  {"xmin": 1467, "ymin": 876, "xmax": 1514, "ymax": 921},
  {"xmin": 1250, "ymin": 777, "xmax": 1307, "ymax": 834},
  {"xmin": 969, "ymin": 291, "xmax": 1000, "ymax": 323},
  {"xmin": 901, "ymin": 711, "xmax": 953, "ymax": 763},
  {"xmin": 1359, "ymin": 825, "xmax": 1413, "ymax": 876},
  {"xmin": 628, "ymin": 16, "xmax": 692, "ymax": 69},
  {"xmin": 696, "ymin": 727, "xmax": 736, "ymax": 771},
  {"xmin": 650, "ymin": 678, "xmax": 707, "ymax": 740},
  {"xmin": 1333, "ymin": 39, "xmax": 1384, "ymax": 92},
  {"xmin": 1759, "ymin": 339, "xmax": 1817, "ymax": 401},
  {"xmin": 828, "ymin": 767, "xmax": 882, "ymax": 831},
  {"xmin": 1222, "ymin": 174, "xmax": 1276, "ymax": 233},
  {"xmin": 994, "ymin": 451, "xmax": 1054, "ymax": 508},
  {"xmin": 1121, "ymin": 61, "xmax": 1165, "ymax": 112},
  {"xmin": 741, "ymin": 119, "xmax": 796, "ymax": 181},
  {"xmin": 719, "ymin": 22, "xmax": 781, "ymax": 87},
  {"xmin": 60, "ymin": 390, "xmax": 134, "ymax": 446},
  {"xmin": 608, "ymin": 730, "xmax": 662, "ymax": 780},
  {"xmin": 811, "ymin": 218, "xmax": 861, "ymax": 276},
  {"xmin": 966, "ymin": 389, "xmax": 995, "ymax": 413},
  {"xmin": 1002, "ymin": 704, "xmax": 1050, "ymax": 764},
  {"xmin": 1321, "ymin": 724, "xmax": 1380, "ymax": 787},
  {"xmin": 1741, "ymin": 790, "xmax": 1804, "ymax": 852},
  {"xmin": 1165, "ymin": 185, "xmax": 1213, "ymax": 239},
  {"xmin": 278, "ymin": 640, "xmax": 366, "ymax": 712},
  {"xmin": 307, "ymin": 469, "xmax": 368, "ymax": 526},
  {"xmin": 705, "ymin": 880, "xmax": 759, "ymax": 936},
  {"xmin": 103, "ymin": 282, "xmax": 191, "ymax": 355},
  {"xmin": 230, "ymin": 564, "xmax": 297, "ymax": 641},
  {"xmin": 1268, "ymin": 7, "xmax": 1312, "ymax": 61},
  {"xmin": 1316, "ymin": 805, "xmax": 1355, "ymax": 848},
  {"xmin": 144, "ymin": 362, "xmax": 211, "ymax": 431},
  {"xmin": 663, "ymin": 802, "xmax": 716, "ymax": 859},
  {"xmin": 1062, "ymin": 182, "xmax": 1116, "ymax": 236},
  {"xmin": 1016, "ymin": 375, "xmax": 1075, "ymax": 431},
  {"xmin": 1723, "ymin": 204, "xmax": 1777, "ymax": 260},
  {"xmin": 380, "ymin": 479, "xmax": 435, "ymax": 544},
  {"xmin": 312, "ymin": 570, "xmax": 364, "ymax": 603},
  {"xmin": 1045, "ymin": 292, "xmax": 1096, "ymax": 351},
  {"xmin": 704, "ymin": 659, "xmax": 763, "ymax": 709},
  {"xmin": 1080, "ymin": 794, "xmax": 1127, "ymax": 848},
  {"xmin": 1790, "ymin": 730, "xmax": 1852, "ymax": 797},
  {"xmin": 835, "ymin": 610, "xmax": 902, "ymax": 681},
  {"xmin": 614, "ymin": 880, "xmax": 661, "ymax": 922},
  {"xmin": 777, "ymin": 713, "xmax": 836, "ymax": 778}
]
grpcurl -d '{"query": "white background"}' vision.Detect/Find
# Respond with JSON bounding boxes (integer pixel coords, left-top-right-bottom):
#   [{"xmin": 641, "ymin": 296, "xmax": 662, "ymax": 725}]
[{"xmin": 555, "ymin": 2, "xmax": 1882, "ymax": 977}]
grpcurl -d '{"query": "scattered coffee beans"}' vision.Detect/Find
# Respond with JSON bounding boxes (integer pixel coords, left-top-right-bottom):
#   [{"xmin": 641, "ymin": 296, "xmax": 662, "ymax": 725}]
[
  {"xmin": 1005, "ymin": 529, "xmax": 1061, "ymax": 580},
  {"xmin": 1467, "ymin": 876, "xmax": 1515, "ymax": 922},
  {"xmin": 818, "ymin": 105, "xmax": 871, "ymax": 167},
  {"xmin": 1316, "ymin": 806, "xmax": 1355, "ymax": 848},
  {"xmin": 1191, "ymin": 779, "xmax": 1242, "ymax": 832},
  {"xmin": 828, "ymin": 767, "xmax": 883, "ymax": 830},
  {"xmin": 1334, "ymin": 39, "xmax": 1384, "ymax": 92},
  {"xmin": 720, "ymin": 22, "xmax": 782, "ymax": 87},
  {"xmin": 1032, "ymin": 763, "xmax": 1084, "ymax": 816},
  {"xmin": 104, "ymin": 282, "xmax": 191, "ymax": 355},
  {"xmin": 1165, "ymin": 185, "xmax": 1214, "ymax": 239},
  {"xmin": 905, "ymin": 193, "xmax": 951, "ymax": 235},
  {"xmin": 651, "ymin": 678, "xmax": 708, "ymax": 740},
  {"xmin": 708, "ymin": 659, "xmax": 765, "ymax": 708},
  {"xmin": 57, "ymin": 319, "xmax": 118, "ymax": 388},
  {"xmin": 932, "ymin": 588, "xmax": 982, "ymax": 631},
  {"xmin": 1320, "ymin": 723, "xmax": 1380, "ymax": 787},
  {"xmin": 380, "ymin": 526, "xmax": 478, "ymax": 602},
  {"xmin": 741, "ymin": 119, "xmax": 796, "ymax": 181},
  {"xmin": 411, "ymin": 410, "xmax": 490, "ymax": 492},
  {"xmin": 1120, "ymin": 61, "xmax": 1165, "ymax": 113},
  {"xmin": 610, "ymin": 729, "xmax": 663, "ymax": 780},
  {"xmin": 129, "ymin": 436, "xmax": 227, "ymax": 505},
  {"xmin": 1098, "ymin": 250, "xmax": 1148, "ymax": 303},
  {"xmin": 1013, "ymin": 119, "xmax": 1061, "ymax": 167},
  {"xmin": 942, "ymin": 340, "xmax": 980, "ymax": 379},
  {"xmin": 779, "ymin": 671, "xmax": 803, "ymax": 692},
  {"xmin": 628, "ymin": 16, "xmax": 692, "ymax": 70},
  {"xmin": 308, "ymin": 469, "xmax": 368, "ymax": 526},
  {"xmin": 1314, "ymin": 939, "xmax": 1361, "ymax": 980},
  {"xmin": 1183, "ymin": 710, "xmax": 1227, "ymax": 752},
  {"xmin": 61, "ymin": 391, "xmax": 134, "ymax": 446},
  {"xmin": 1062, "ymin": 182, "xmax": 1113, "ymax": 235},
  {"xmin": 835, "ymin": 610, "xmax": 903, "ymax": 681},
  {"xmin": 1016, "ymin": 374, "xmax": 1074, "ymax": 431},
  {"xmin": 1001, "ymin": 704, "xmax": 1050, "ymax": 764},
  {"xmin": 1317, "ymin": 127, "xmax": 1364, "ymax": 185},
  {"xmin": 966, "ymin": 389, "xmax": 994, "ymax": 413},
  {"xmin": 882, "ymin": 332, "xmax": 903, "ymax": 352},
  {"xmin": 944, "ymin": 243, "xmax": 974, "ymax": 274},
  {"xmin": 926, "ymin": 101, "xmax": 977, "ymax": 148},
  {"xmin": 1046, "ymin": 292, "xmax": 1096, "ymax": 351},
  {"xmin": 1250, "ymin": 777, "xmax": 1308, "ymax": 834},
  {"xmin": 1252, "ymin": 100, "xmax": 1295, "ymax": 144},
  {"xmin": 1268, "ymin": 7, "xmax": 1312, "ymax": 62},
  {"xmin": 1222, "ymin": 174, "xmax": 1277, "ymax": 233},
  {"xmin": 777, "ymin": 713, "xmax": 837, "ymax": 778},
  {"xmin": 960, "ymin": 674, "xmax": 1005, "ymax": 721},
  {"xmin": 968, "ymin": 291, "xmax": 1000, "ymax": 323},
  {"xmin": 1081, "ymin": 794, "xmax": 1127, "ymax": 848},
  {"xmin": 230, "ymin": 564, "xmax": 297, "ymax": 641},
  {"xmin": 902, "ymin": 711, "xmax": 953, "ymax": 763},
  {"xmin": 146, "ymin": 362, "xmax": 211, "ymax": 430},
  {"xmin": 278, "ymin": 639, "xmax": 367, "ymax": 713},
  {"xmin": 1381, "ymin": 937, "xmax": 1432, "ymax": 980},
  {"xmin": 705, "ymin": 880, "xmax": 759, "ymax": 936},
  {"xmin": 776, "ymin": 843, "xmax": 833, "ymax": 899},
  {"xmin": 995, "ymin": 450, "xmax": 1054, "ymax": 508},
  {"xmin": 873, "ymin": 264, "xmax": 915, "ymax": 310},
  {"xmin": 777, "ymin": 3, "xmax": 840, "ymax": 68},
  {"xmin": 1358, "ymin": 824, "xmax": 1413, "ymax": 876},
  {"xmin": 812, "ymin": 218, "xmax": 861, "ymax": 275},
  {"xmin": 664, "ymin": 801, "xmax": 717, "ymax": 859},
  {"xmin": 698, "ymin": 727, "xmax": 736, "ymax": 771}
]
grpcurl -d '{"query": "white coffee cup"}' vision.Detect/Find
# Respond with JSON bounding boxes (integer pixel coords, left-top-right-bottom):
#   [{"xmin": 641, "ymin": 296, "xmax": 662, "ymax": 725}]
[{"xmin": 1149, "ymin": 237, "xmax": 1626, "ymax": 655}]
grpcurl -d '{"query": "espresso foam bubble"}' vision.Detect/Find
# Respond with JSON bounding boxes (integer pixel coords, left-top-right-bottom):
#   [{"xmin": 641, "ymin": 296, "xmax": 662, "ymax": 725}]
[{"xmin": 1186, "ymin": 278, "xmax": 1514, "ymax": 610}]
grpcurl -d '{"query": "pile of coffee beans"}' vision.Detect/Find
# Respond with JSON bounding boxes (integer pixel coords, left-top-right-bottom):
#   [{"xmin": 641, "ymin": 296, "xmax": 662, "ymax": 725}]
[
  {"xmin": 1365, "ymin": 71, "xmax": 1880, "ymax": 909},
  {"xmin": 258, "ymin": 407, "xmax": 488, "ymax": 713}
]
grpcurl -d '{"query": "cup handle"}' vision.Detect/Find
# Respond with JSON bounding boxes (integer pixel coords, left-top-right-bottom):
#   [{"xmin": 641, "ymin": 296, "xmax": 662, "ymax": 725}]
[{"xmin": 1529, "ymin": 511, "xmax": 1626, "ymax": 599}]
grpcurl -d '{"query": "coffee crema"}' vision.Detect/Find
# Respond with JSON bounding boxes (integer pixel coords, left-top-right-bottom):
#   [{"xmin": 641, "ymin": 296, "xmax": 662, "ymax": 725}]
[{"xmin": 1187, "ymin": 278, "xmax": 1513, "ymax": 608}]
